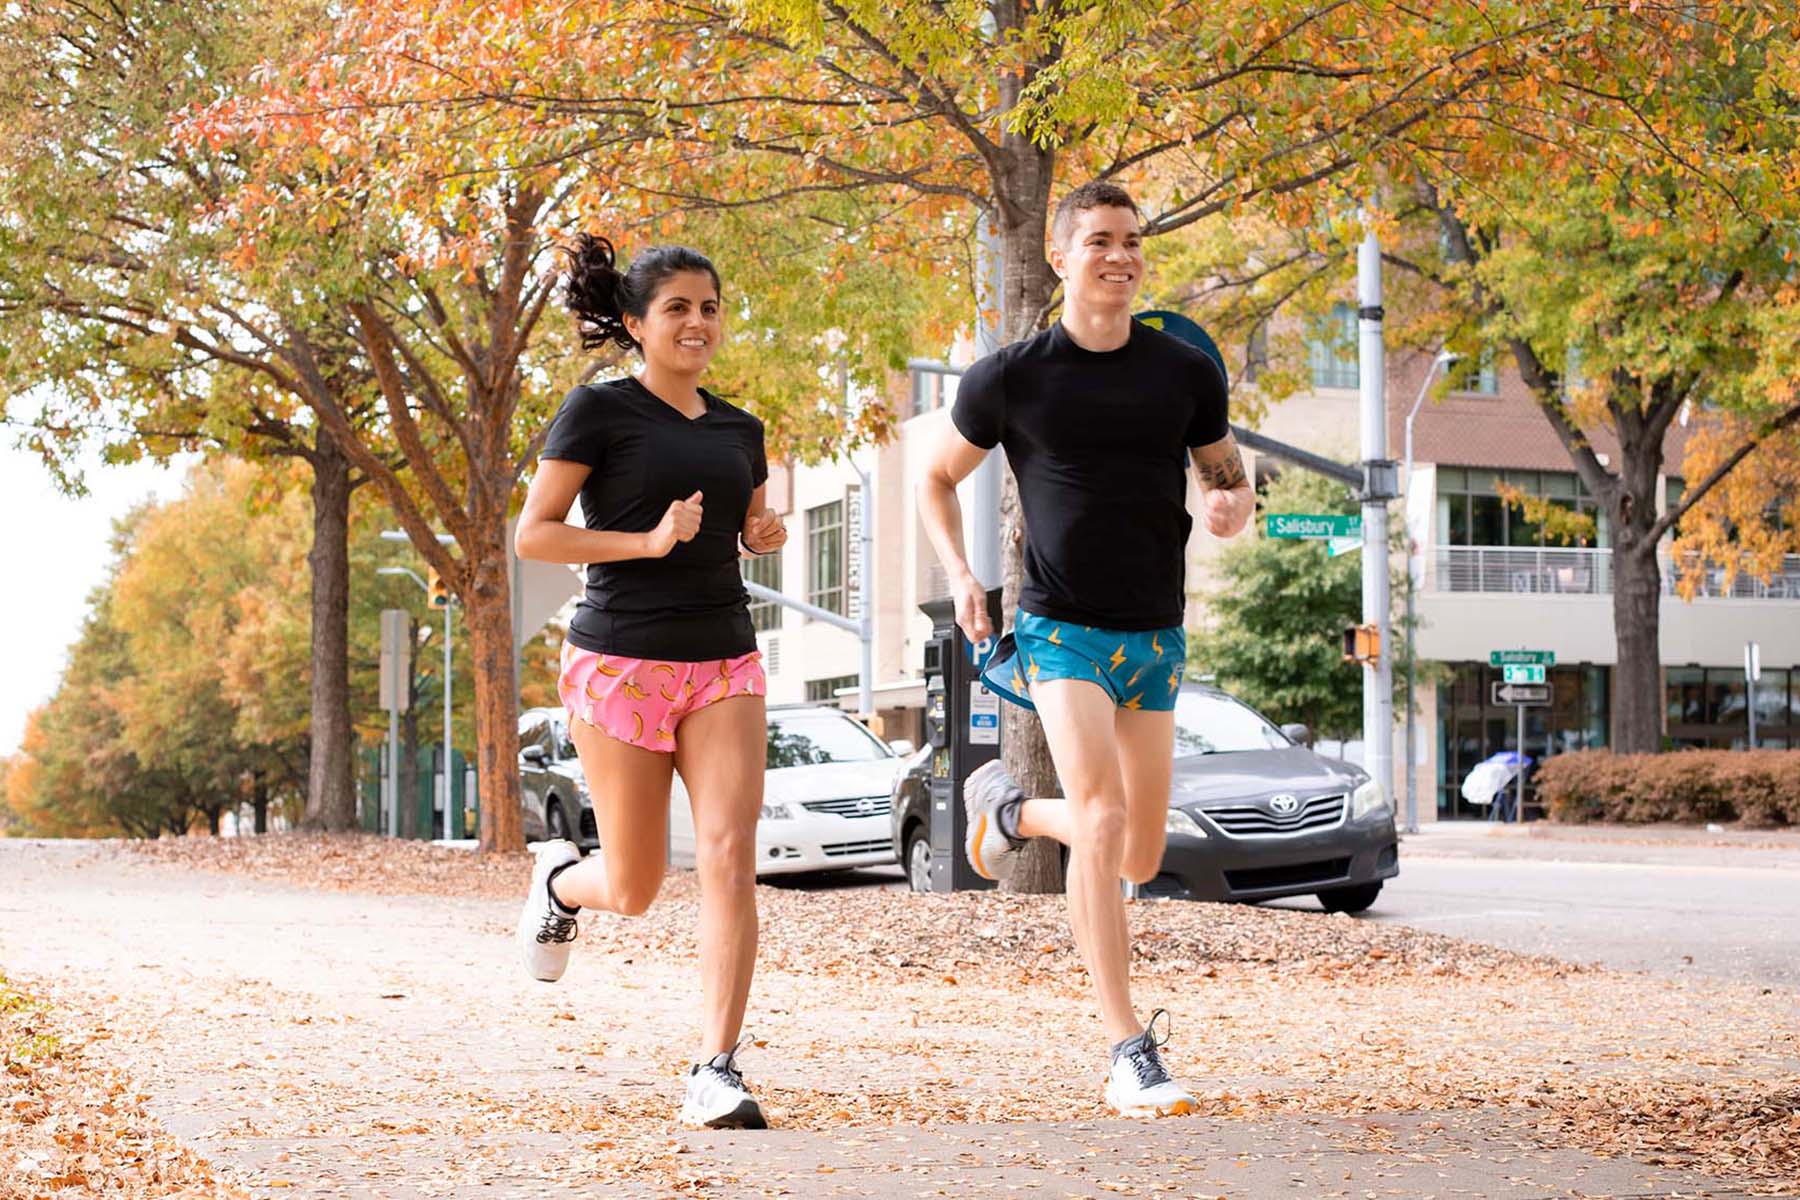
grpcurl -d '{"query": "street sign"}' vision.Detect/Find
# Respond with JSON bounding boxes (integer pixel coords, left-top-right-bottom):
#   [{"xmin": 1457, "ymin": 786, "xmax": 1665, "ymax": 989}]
[
  {"xmin": 1491, "ymin": 682, "xmax": 1551, "ymax": 706},
  {"xmin": 1326, "ymin": 536, "xmax": 1362, "ymax": 557},
  {"xmin": 1266, "ymin": 513, "xmax": 1362, "ymax": 539},
  {"xmin": 1502, "ymin": 664, "xmax": 1546, "ymax": 685},
  {"xmin": 1490, "ymin": 649, "xmax": 1555, "ymax": 667}
]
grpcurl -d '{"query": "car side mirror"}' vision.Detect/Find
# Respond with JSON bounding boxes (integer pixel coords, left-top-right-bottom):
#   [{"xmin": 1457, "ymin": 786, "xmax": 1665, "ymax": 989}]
[
  {"xmin": 1280, "ymin": 723, "xmax": 1313, "ymax": 747},
  {"xmin": 520, "ymin": 745, "xmax": 548, "ymax": 765},
  {"xmin": 888, "ymin": 738, "xmax": 916, "ymax": 757}
]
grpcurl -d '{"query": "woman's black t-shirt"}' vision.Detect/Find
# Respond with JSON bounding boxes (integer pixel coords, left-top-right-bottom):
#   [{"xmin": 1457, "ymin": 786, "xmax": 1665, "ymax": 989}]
[{"xmin": 540, "ymin": 377, "xmax": 767, "ymax": 661}]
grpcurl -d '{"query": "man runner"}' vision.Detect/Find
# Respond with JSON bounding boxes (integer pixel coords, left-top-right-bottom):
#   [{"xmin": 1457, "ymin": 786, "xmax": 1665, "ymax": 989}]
[{"xmin": 917, "ymin": 180, "xmax": 1252, "ymax": 1117}]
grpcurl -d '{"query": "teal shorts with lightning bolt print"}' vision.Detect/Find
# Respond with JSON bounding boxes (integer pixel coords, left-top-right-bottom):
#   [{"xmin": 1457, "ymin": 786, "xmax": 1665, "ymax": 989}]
[{"xmin": 979, "ymin": 610, "xmax": 1186, "ymax": 713}]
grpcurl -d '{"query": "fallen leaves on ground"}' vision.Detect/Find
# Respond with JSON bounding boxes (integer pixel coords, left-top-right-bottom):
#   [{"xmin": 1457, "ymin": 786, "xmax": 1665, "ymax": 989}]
[
  {"xmin": 12, "ymin": 834, "xmax": 1782, "ymax": 1196},
  {"xmin": 0, "ymin": 972, "xmax": 245, "ymax": 1199}
]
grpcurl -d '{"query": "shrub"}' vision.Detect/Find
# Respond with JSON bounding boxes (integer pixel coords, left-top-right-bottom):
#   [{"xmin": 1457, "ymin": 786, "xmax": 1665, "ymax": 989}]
[{"xmin": 1536, "ymin": 749, "xmax": 1800, "ymax": 827}]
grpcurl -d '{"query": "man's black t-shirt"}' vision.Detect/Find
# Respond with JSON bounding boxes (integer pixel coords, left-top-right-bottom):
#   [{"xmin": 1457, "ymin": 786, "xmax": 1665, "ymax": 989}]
[
  {"xmin": 952, "ymin": 320, "xmax": 1229, "ymax": 630},
  {"xmin": 541, "ymin": 377, "xmax": 767, "ymax": 661}
]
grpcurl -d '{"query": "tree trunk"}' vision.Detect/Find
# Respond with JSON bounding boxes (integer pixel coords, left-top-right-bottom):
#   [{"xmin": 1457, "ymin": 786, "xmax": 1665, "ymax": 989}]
[
  {"xmin": 252, "ymin": 770, "xmax": 269, "ymax": 835},
  {"xmin": 302, "ymin": 433, "xmax": 358, "ymax": 831},
  {"xmin": 1610, "ymin": 537, "xmax": 1665, "ymax": 755},
  {"xmin": 464, "ymin": 534, "xmax": 523, "ymax": 853},
  {"xmin": 993, "ymin": 136, "xmax": 1064, "ymax": 895},
  {"xmin": 205, "ymin": 805, "xmax": 222, "ymax": 837}
]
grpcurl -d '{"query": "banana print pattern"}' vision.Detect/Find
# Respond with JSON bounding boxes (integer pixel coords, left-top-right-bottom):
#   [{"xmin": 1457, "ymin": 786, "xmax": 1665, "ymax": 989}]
[{"xmin": 558, "ymin": 642, "xmax": 765, "ymax": 754}]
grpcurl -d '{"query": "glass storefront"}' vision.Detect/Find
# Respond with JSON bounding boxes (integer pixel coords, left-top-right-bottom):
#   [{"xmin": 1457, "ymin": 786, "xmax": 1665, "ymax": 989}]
[
  {"xmin": 1666, "ymin": 665, "xmax": 1798, "ymax": 749},
  {"xmin": 1436, "ymin": 663, "xmax": 1609, "ymax": 819}
]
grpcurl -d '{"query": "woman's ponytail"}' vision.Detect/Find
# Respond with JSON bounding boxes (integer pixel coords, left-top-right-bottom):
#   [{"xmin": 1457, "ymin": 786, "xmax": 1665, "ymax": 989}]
[
  {"xmin": 563, "ymin": 234, "xmax": 634, "ymax": 352},
  {"xmin": 562, "ymin": 235, "xmax": 721, "ymax": 354}
]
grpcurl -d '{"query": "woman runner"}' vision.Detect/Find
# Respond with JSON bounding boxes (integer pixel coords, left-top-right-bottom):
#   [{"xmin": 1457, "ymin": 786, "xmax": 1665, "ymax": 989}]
[{"xmin": 512, "ymin": 235, "xmax": 787, "ymax": 1129}]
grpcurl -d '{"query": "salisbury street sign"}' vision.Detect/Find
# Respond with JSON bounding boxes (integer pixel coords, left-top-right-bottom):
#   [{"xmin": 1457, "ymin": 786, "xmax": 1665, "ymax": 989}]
[
  {"xmin": 1491, "ymin": 682, "xmax": 1552, "ymax": 706},
  {"xmin": 1490, "ymin": 649, "xmax": 1555, "ymax": 667},
  {"xmin": 1266, "ymin": 513, "xmax": 1362, "ymax": 539}
]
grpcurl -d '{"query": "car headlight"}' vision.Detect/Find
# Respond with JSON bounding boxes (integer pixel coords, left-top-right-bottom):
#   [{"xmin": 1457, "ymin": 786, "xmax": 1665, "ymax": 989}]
[
  {"xmin": 759, "ymin": 803, "xmax": 796, "ymax": 821},
  {"xmin": 1350, "ymin": 779, "xmax": 1388, "ymax": 820},
  {"xmin": 1165, "ymin": 807, "xmax": 1208, "ymax": 838}
]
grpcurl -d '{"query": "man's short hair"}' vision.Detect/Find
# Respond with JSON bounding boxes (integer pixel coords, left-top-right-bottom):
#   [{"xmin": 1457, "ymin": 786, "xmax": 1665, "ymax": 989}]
[{"xmin": 1051, "ymin": 181, "xmax": 1141, "ymax": 246}]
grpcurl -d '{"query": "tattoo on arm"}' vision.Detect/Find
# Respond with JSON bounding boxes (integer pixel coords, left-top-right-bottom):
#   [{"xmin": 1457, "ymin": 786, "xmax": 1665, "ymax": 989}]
[{"xmin": 1195, "ymin": 435, "xmax": 1249, "ymax": 491}]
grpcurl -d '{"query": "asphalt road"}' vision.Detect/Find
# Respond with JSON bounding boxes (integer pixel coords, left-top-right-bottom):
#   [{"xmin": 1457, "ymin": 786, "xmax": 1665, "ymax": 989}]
[{"xmin": 789, "ymin": 830, "xmax": 1800, "ymax": 991}]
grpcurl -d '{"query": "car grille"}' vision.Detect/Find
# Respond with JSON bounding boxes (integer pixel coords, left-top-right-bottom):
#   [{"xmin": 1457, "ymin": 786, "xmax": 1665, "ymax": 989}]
[
  {"xmin": 801, "ymin": 795, "xmax": 892, "ymax": 818},
  {"xmin": 1204, "ymin": 792, "xmax": 1346, "ymax": 837},
  {"xmin": 1224, "ymin": 857, "xmax": 1352, "ymax": 892},
  {"xmin": 579, "ymin": 809, "xmax": 597, "ymax": 842},
  {"xmin": 820, "ymin": 837, "xmax": 891, "ymax": 858}
]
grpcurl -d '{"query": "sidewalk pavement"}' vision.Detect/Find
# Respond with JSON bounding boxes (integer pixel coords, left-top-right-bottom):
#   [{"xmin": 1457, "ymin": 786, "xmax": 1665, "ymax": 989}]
[
  {"xmin": 2, "ymin": 838, "xmax": 1793, "ymax": 1199},
  {"xmin": 1399, "ymin": 820, "xmax": 1800, "ymax": 870}
]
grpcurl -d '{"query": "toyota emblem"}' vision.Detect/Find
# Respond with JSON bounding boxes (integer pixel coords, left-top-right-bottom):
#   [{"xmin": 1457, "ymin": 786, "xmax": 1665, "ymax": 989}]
[
  {"xmin": 856, "ymin": 798, "xmax": 876, "ymax": 815},
  {"xmin": 1269, "ymin": 794, "xmax": 1300, "ymax": 816}
]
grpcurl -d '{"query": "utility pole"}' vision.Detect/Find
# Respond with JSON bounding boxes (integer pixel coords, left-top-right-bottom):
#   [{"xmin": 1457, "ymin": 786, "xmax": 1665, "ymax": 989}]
[
  {"xmin": 1358, "ymin": 213, "xmax": 1397, "ymax": 817},
  {"xmin": 1402, "ymin": 350, "xmax": 1457, "ymax": 833}
]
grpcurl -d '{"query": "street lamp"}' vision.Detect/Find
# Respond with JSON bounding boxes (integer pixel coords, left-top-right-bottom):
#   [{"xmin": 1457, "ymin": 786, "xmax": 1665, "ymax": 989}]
[
  {"xmin": 378, "ymin": 550, "xmax": 456, "ymax": 842},
  {"xmin": 1401, "ymin": 349, "xmax": 1458, "ymax": 835}
]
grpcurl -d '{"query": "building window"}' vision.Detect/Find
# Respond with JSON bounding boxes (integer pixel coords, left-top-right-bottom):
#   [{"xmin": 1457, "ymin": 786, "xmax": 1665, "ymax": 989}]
[
  {"xmin": 1667, "ymin": 665, "xmax": 1796, "ymax": 749},
  {"xmin": 1465, "ymin": 347, "xmax": 1500, "ymax": 395},
  {"xmin": 1436, "ymin": 467, "xmax": 1607, "ymax": 549},
  {"xmin": 909, "ymin": 368, "xmax": 959, "ymax": 418},
  {"xmin": 741, "ymin": 551, "xmax": 783, "ymax": 632},
  {"xmin": 807, "ymin": 500, "xmax": 845, "ymax": 615},
  {"xmin": 1308, "ymin": 302, "xmax": 1359, "ymax": 390},
  {"xmin": 805, "ymin": 674, "xmax": 858, "ymax": 703}
]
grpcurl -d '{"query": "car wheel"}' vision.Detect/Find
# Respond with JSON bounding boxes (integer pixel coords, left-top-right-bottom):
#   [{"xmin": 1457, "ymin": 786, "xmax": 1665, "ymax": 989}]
[
  {"xmin": 905, "ymin": 826, "xmax": 932, "ymax": 893},
  {"xmin": 1317, "ymin": 882, "xmax": 1382, "ymax": 915},
  {"xmin": 546, "ymin": 798, "xmax": 571, "ymax": 844}
]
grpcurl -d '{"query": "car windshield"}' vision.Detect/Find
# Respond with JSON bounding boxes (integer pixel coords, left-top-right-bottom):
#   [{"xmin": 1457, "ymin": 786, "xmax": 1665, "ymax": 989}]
[
  {"xmin": 553, "ymin": 721, "xmax": 576, "ymax": 760},
  {"xmin": 767, "ymin": 712, "xmax": 893, "ymax": 768},
  {"xmin": 1172, "ymin": 691, "xmax": 1292, "ymax": 757}
]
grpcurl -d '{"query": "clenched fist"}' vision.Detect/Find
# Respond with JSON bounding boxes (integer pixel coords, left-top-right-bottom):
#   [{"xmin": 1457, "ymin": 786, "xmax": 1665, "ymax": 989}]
[
  {"xmin": 646, "ymin": 490, "xmax": 704, "ymax": 557},
  {"xmin": 742, "ymin": 507, "xmax": 787, "ymax": 555}
]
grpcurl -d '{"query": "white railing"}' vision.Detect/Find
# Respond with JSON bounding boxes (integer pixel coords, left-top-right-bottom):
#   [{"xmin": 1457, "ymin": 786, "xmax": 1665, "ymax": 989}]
[{"xmin": 1430, "ymin": 546, "xmax": 1800, "ymax": 600}]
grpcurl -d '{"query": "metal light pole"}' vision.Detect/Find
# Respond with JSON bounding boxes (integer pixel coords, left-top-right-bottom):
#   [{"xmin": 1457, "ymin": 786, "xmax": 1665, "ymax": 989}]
[
  {"xmin": 1401, "ymin": 349, "xmax": 1458, "ymax": 834},
  {"xmin": 380, "ymin": 533, "xmax": 456, "ymax": 841},
  {"xmin": 968, "ymin": 208, "xmax": 1005, "ymax": 588},
  {"xmin": 1357, "ymin": 214, "xmax": 1396, "ymax": 819}
]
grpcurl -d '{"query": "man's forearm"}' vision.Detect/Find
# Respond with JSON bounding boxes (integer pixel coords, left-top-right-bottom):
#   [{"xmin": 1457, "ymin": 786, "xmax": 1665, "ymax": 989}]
[{"xmin": 917, "ymin": 476, "xmax": 976, "ymax": 585}]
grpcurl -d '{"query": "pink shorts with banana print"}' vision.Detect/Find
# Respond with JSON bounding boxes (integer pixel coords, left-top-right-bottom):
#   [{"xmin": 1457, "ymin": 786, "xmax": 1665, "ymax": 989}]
[{"xmin": 558, "ymin": 641, "xmax": 766, "ymax": 753}]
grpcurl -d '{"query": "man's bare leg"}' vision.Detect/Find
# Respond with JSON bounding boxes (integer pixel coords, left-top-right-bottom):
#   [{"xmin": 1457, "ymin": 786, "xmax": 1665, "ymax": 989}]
[{"xmin": 1017, "ymin": 679, "xmax": 1141, "ymax": 1044}]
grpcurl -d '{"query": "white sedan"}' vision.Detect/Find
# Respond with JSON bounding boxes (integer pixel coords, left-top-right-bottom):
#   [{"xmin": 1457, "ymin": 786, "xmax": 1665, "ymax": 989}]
[{"xmin": 669, "ymin": 705, "xmax": 911, "ymax": 876}]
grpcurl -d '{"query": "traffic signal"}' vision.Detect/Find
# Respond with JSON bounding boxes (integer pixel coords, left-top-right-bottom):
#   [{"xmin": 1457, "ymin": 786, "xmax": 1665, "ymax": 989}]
[
  {"xmin": 428, "ymin": 570, "xmax": 451, "ymax": 609},
  {"xmin": 1342, "ymin": 623, "xmax": 1380, "ymax": 664}
]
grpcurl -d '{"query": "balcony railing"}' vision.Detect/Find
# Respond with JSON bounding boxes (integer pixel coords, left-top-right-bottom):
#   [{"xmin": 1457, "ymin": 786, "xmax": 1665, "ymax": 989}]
[{"xmin": 1430, "ymin": 545, "xmax": 1800, "ymax": 600}]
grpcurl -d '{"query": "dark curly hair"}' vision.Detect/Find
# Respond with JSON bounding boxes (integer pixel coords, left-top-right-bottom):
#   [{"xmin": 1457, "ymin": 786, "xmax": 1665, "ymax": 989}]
[{"xmin": 562, "ymin": 235, "xmax": 722, "ymax": 353}]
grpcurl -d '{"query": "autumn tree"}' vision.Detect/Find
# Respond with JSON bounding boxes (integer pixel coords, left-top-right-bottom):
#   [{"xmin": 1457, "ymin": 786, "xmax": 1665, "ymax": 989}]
[{"xmin": 0, "ymin": 0, "xmax": 388, "ymax": 831}]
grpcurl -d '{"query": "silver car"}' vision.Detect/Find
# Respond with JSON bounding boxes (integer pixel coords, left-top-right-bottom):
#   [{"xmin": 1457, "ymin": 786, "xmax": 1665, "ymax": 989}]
[{"xmin": 517, "ymin": 707, "xmax": 597, "ymax": 851}]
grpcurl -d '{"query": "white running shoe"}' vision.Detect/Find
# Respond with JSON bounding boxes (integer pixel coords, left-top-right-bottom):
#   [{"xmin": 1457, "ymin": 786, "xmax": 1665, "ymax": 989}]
[
  {"xmin": 962, "ymin": 759, "xmax": 1024, "ymax": 881},
  {"xmin": 678, "ymin": 1045, "xmax": 767, "ymax": 1130},
  {"xmin": 1103, "ymin": 1010, "xmax": 1197, "ymax": 1118},
  {"xmin": 515, "ymin": 840, "xmax": 582, "ymax": 983}
]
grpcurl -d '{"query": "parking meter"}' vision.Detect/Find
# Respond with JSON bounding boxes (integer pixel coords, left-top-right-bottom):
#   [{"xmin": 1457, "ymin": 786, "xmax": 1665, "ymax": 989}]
[{"xmin": 920, "ymin": 591, "xmax": 1004, "ymax": 892}]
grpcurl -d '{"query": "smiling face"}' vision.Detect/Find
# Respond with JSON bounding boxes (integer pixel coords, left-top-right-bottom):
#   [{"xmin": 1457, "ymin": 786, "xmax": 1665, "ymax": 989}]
[
  {"xmin": 1050, "ymin": 203, "xmax": 1144, "ymax": 316},
  {"xmin": 623, "ymin": 269, "xmax": 722, "ymax": 376}
]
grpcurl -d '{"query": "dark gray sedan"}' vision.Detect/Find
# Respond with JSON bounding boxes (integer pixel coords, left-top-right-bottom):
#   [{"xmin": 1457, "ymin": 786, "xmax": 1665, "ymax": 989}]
[
  {"xmin": 1153, "ymin": 685, "xmax": 1396, "ymax": 911},
  {"xmin": 890, "ymin": 684, "xmax": 1397, "ymax": 912}
]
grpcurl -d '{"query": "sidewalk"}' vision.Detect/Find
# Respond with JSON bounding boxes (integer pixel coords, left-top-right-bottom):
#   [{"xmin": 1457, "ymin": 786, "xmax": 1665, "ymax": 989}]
[
  {"xmin": 1401, "ymin": 819, "xmax": 1800, "ymax": 870},
  {"xmin": 2, "ymin": 837, "xmax": 1795, "ymax": 1198}
]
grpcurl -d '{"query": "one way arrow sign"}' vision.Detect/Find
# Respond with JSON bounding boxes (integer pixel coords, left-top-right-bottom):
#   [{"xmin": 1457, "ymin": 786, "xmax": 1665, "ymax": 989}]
[{"xmin": 1491, "ymin": 682, "xmax": 1552, "ymax": 706}]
